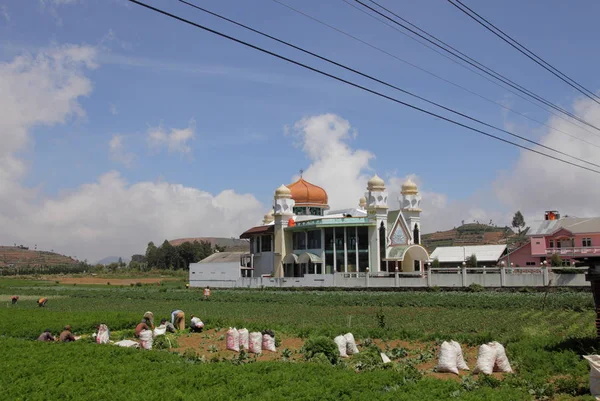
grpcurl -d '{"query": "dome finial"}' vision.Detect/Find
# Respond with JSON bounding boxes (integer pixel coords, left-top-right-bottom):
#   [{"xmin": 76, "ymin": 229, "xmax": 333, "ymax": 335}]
[
  {"xmin": 367, "ymin": 174, "xmax": 385, "ymax": 191},
  {"xmin": 401, "ymin": 178, "xmax": 418, "ymax": 195},
  {"xmin": 275, "ymin": 184, "xmax": 292, "ymax": 198}
]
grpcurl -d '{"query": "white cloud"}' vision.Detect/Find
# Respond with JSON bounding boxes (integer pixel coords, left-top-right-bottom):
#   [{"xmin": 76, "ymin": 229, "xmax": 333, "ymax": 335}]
[
  {"xmin": 109, "ymin": 103, "xmax": 118, "ymax": 115},
  {"xmin": 0, "ymin": 45, "xmax": 263, "ymax": 261},
  {"xmin": 1, "ymin": 5, "xmax": 9, "ymax": 22},
  {"xmin": 147, "ymin": 120, "xmax": 196, "ymax": 155},
  {"xmin": 109, "ymin": 134, "xmax": 135, "ymax": 167}
]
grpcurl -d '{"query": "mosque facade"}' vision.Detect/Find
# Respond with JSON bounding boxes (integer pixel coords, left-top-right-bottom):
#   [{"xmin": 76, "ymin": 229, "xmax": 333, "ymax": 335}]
[{"xmin": 240, "ymin": 175, "xmax": 430, "ymax": 277}]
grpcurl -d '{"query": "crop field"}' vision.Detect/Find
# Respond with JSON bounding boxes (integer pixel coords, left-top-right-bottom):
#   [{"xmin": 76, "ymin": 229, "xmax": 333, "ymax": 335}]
[{"xmin": 0, "ymin": 277, "xmax": 598, "ymax": 400}]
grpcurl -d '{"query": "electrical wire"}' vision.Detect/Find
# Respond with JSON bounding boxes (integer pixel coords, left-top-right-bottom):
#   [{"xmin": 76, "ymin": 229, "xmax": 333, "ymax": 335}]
[
  {"xmin": 448, "ymin": 0, "xmax": 600, "ymax": 104},
  {"xmin": 352, "ymin": 0, "xmax": 600, "ymax": 134},
  {"xmin": 269, "ymin": 0, "xmax": 600, "ymax": 150},
  {"xmin": 178, "ymin": 0, "xmax": 600, "ymax": 167},
  {"xmin": 126, "ymin": 0, "xmax": 600, "ymax": 175}
]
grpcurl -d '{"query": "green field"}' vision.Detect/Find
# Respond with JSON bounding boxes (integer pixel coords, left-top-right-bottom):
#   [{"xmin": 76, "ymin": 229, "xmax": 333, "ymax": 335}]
[{"xmin": 0, "ymin": 278, "xmax": 598, "ymax": 400}]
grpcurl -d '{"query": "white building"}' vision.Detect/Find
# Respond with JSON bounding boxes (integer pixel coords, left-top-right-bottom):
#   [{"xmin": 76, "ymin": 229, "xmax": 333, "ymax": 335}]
[
  {"xmin": 430, "ymin": 245, "xmax": 507, "ymax": 267},
  {"xmin": 239, "ymin": 175, "xmax": 430, "ymax": 277}
]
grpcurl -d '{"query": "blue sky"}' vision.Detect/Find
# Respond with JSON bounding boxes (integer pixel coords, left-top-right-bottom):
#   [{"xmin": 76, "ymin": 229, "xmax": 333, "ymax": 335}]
[{"xmin": 2, "ymin": 0, "xmax": 600, "ymax": 260}]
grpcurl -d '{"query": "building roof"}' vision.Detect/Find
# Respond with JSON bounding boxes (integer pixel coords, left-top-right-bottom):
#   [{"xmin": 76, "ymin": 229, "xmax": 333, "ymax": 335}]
[
  {"xmin": 239, "ymin": 225, "xmax": 274, "ymax": 239},
  {"xmin": 430, "ymin": 245, "xmax": 507, "ymax": 263},
  {"xmin": 287, "ymin": 178, "xmax": 328, "ymax": 206},
  {"xmin": 527, "ymin": 217, "xmax": 600, "ymax": 236},
  {"xmin": 197, "ymin": 251, "xmax": 245, "ymax": 264}
]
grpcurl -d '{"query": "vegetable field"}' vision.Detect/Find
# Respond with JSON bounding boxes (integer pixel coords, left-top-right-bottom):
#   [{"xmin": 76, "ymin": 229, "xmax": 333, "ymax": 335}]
[{"xmin": 0, "ymin": 277, "xmax": 598, "ymax": 400}]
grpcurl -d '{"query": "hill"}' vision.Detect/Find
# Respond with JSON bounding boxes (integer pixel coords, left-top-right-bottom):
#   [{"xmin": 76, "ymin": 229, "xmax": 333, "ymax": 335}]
[
  {"xmin": 0, "ymin": 246, "xmax": 78, "ymax": 269},
  {"xmin": 168, "ymin": 237, "xmax": 249, "ymax": 251},
  {"xmin": 422, "ymin": 224, "xmax": 515, "ymax": 253},
  {"xmin": 96, "ymin": 256, "xmax": 130, "ymax": 265}
]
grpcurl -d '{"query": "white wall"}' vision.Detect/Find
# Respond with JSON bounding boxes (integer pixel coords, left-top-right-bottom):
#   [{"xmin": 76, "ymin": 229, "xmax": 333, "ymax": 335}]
[
  {"xmin": 252, "ymin": 252, "xmax": 273, "ymax": 277},
  {"xmin": 189, "ymin": 262, "xmax": 240, "ymax": 286}
]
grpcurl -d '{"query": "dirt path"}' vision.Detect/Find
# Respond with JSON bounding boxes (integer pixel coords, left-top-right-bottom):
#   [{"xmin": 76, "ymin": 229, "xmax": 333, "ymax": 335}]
[{"xmin": 48, "ymin": 277, "xmax": 180, "ymax": 286}]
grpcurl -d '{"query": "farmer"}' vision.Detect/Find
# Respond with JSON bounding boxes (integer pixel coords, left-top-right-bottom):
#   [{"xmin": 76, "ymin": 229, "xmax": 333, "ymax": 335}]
[
  {"xmin": 203, "ymin": 286, "xmax": 211, "ymax": 300},
  {"xmin": 135, "ymin": 318, "xmax": 150, "ymax": 338},
  {"xmin": 37, "ymin": 329, "xmax": 56, "ymax": 342},
  {"xmin": 160, "ymin": 318, "xmax": 176, "ymax": 333},
  {"xmin": 59, "ymin": 325, "xmax": 76, "ymax": 342},
  {"xmin": 190, "ymin": 314, "xmax": 204, "ymax": 332},
  {"xmin": 37, "ymin": 297, "xmax": 48, "ymax": 307},
  {"xmin": 11, "ymin": 295, "xmax": 19, "ymax": 305},
  {"xmin": 171, "ymin": 309, "xmax": 185, "ymax": 331},
  {"xmin": 143, "ymin": 311, "xmax": 155, "ymax": 329}
]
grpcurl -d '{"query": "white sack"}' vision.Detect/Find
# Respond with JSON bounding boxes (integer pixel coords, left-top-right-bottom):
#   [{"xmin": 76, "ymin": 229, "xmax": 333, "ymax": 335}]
[
  {"xmin": 436, "ymin": 341, "xmax": 459, "ymax": 374},
  {"xmin": 262, "ymin": 334, "xmax": 276, "ymax": 352},
  {"xmin": 153, "ymin": 325, "xmax": 167, "ymax": 337},
  {"xmin": 249, "ymin": 332, "xmax": 262, "ymax": 354},
  {"xmin": 474, "ymin": 343, "xmax": 497, "ymax": 375},
  {"xmin": 139, "ymin": 329, "xmax": 153, "ymax": 350},
  {"xmin": 380, "ymin": 352, "xmax": 391, "ymax": 364},
  {"xmin": 344, "ymin": 333, "xmax": 359, "ymax": 355},
  {"xmin": 492, "ymin": 342, "xmax": 513, "ymax": 373},
  {"xmin": 96, "ymin": 324, "xmax": 110, "ymax": 344},
  {"xmin": 451, "ymin": 340, "xmax": 469, "ymax": 371},
  {"xmin": 226, "ymin": 327, "xmax": 240, "ymax": 352},
  {"xmin": 334, "ymin": 335, "xmax": 348, "ymax": 358},
  {"xmin": 115, "ymin": 340, "xmax": 139, "ymax": 348},
  {"xmin": 238, "ymin": 328, "xmax": 249, "ymax": 350},
  {"xmin": 584, "ymin": 355, "xmax": 600, "ymax": 400}
]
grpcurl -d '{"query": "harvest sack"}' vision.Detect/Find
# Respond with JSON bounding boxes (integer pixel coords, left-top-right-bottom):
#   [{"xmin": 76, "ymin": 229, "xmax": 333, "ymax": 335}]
[
  {"xmin": 380, "ymin": 352, "xmax": 392, "ymax": 364},
  {"xmin": 491, "ymin": 342, "xmax": 512, "ymax": 373},
  {"xmin": 334, "ymin": 335, "xmax": 348, "ymax": 358},
  {"xmin": 262, "ymin": 334, "xmax": 276, "ymax": 352},
  {"xmin": 451, "ymin": 340, "xmax": 469, "ymax": 371},
  {"xmin": 139, "ymin": 329, "xmax": 153, "ymax": 350},
  {"xmin": 249, "ymin": 332, "xmax": 262, "ymax": 354},
  {"xmin": 238, "ymin": 328, "xmax": 249, "ymax": 350},
  {"xmin": 344, "ymin": 333, "xmax": 359, "ymax": 355},
  {"xmin": 96, "ymin": 324, "xmax": 110, "ymax": 344},
  {"xmin": 115, "ymin": 340, "xmax": 139, "ymax": 348},
  {"xmin": 583, "ymin": 355, "xmax": 600, "ymax": 400},
  {"xmin": 153, "ymin": 325, "xmax": 167, "ymax": 337},
  {"xmin": 436, "ymin": 341, "xmax": 459, "ymax": 374},
  {"xmin": 474, "ymin": 343, "xmax": 497, "ymax": 375},
  {"xmin": 226, "ymin": 328, "xmax": 240, "ymax": 352}
]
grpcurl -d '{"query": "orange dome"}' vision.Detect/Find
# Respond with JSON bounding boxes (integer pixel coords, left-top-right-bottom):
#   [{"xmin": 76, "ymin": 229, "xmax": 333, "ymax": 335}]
[{"xmin": 287, "ymin": 178, "xmax": 328, "ymax": 206}]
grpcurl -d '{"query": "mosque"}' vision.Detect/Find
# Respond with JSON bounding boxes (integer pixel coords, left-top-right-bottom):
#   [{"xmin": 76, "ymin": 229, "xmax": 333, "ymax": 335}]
[{"xmin": 240, "ymin": 174, "xmax": 431, "ymax": 278}]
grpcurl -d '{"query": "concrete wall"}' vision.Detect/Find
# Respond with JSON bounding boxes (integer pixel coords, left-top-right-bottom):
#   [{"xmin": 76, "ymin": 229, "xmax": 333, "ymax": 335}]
[
  {"xmin": 189, "ymin": 266, "xmax": 590, "ymax": 289},
  {"xmin": 252, "ymin": 252, "xmax": 273, "ymax": 277}
]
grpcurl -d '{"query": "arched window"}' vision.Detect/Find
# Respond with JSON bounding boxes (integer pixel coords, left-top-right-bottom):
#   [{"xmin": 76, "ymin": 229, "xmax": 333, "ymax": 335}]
[
  {"xmin": 413, "ymin": 224, "xmax": 420, "ymax": 245},
  {"xmin": 379, "ymin": 222, "xmax": 386, "ymax": 271}
]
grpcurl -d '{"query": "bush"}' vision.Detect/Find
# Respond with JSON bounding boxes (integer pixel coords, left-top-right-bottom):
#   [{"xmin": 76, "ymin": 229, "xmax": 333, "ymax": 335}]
[
  {"xmin": 153, "ymin": 335, "xmax": 178, "ymax": 350},
  {"xmin": 427, "ymin": 286, "xmax": 441, "ymax": 292},
  {"xmin": 303, "ymin": 336, "xmax": 338, "ymax": 364},
  {"xmin": 467, "ymin": 283, "xmax": 484, "ymax": 292}
]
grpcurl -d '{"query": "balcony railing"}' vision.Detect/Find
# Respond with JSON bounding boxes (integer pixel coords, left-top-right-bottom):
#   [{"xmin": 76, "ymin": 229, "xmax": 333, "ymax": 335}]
[{"xmin": 543, "ymin": 246, "xmax": 600, "ymax": 256}]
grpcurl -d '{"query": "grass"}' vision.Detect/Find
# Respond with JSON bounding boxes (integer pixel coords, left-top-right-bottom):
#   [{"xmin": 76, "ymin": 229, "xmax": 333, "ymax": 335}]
[{"xmin": 0, "ymin": 277, "xmax": 598, "ymax": 400}]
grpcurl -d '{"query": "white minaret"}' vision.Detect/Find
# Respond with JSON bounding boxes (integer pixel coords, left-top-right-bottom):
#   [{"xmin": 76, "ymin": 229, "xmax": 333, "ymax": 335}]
[
  {"xmin": 272, "ymin": 185, "xmax": 295, "ymax": 278},
  {"xmin": 358, "ymin": 197, "xmax": 367, "ymax": 211},
  {"xmin": 365, "ymin": 175, "xmax": 388, "ymax": 272},
  {"xmin": 400, "ymin": 178, "xmax": 421, "ymax": 245}
]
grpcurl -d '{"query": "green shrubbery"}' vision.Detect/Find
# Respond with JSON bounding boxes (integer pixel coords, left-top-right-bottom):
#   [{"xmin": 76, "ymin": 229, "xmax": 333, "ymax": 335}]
[{"xmin": 302, "ymin": 336, "xmax": 338, "ymax": 364}]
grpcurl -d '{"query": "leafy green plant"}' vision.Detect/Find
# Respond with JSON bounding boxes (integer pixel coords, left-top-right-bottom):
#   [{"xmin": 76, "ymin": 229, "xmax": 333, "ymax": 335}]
[
  {"xmin": 468, "ymin": 283, "xmax": 484, "ymax": 292},
  {"xmin": 302, "ymin": 336, "xmax": 338, "ymax": 364}
]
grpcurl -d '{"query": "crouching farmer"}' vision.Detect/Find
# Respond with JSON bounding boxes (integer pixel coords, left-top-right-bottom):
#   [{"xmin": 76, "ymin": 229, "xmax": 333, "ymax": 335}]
[
  {"xmin": 11, "ymin": 296, "xmax": 19, "ymax": 305},
  {"xmin": 59, "ymin": 325, "xmax": 76, "ymax": 342},
  {"xmin": 190, "ymin": 314, "xmax": 204, "ymax": 332},
  {"xmin": 38, "ymin": 329, "xmax": 56, "ymax": 342},
  {"xmin": 171, "ymin": 310, "xmax": 185, "ymax": 331},
  {"xmin": 37, "ymin": 298, "xmax": 48, "ymax": 307}
]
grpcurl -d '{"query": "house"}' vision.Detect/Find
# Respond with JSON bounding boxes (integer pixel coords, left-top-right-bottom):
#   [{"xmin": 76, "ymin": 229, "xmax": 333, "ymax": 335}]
[
  {"xmin": 189, "ymin": 251, "xmax": 253, "ymax": 285},
  {"xmin": 430, "ymin": 245, "xmax": 507, "ymax": 267},
  {"xmin": 238, "ymin": 174, "xmax": 431, "ymax": 278}
]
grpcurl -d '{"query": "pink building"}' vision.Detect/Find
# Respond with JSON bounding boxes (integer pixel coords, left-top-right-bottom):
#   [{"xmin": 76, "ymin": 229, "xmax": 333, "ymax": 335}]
[{"xmin": 500, "ymin": 213, "xmax": 600, "ymax": 267}]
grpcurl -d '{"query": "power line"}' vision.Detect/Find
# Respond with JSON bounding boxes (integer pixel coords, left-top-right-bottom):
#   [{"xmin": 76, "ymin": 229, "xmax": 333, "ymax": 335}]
[
  {"xmin": 178, "ymin": 0, "xmax": 600, "ymax": 168},
  {"xmin": 269, "ymin": 0, "xmax": 600, "ymax": 150},
  {"xmin": 448, "ymin": 0, "xmax": 600, "ymax": 104},
  {"xmin": 341, "ymin": 0, "xmax": 600, "ymax": 140},
  {"xmin": 352, "ymin": 0, "xmax": 600, "ymax": 134},
  {"xmin": 126, "ymin": 0, "xmax": 600, "ymax": 175}
]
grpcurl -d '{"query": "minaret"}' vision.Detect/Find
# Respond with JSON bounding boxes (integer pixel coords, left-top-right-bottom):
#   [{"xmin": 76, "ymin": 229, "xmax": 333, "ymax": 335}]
[
  {"xmin": 262, "ymin": 209, "xmax": 274, "ymax": 225},
  {"xmin": 272, "ymin": 184, "xmax": 295, "ymax": 278},
  {"xmin": 365, "ymin": 175, "xmax": 388, "ymax": 272},
  {"xmin": 400, "ymin": 178, "xmax": 422, "ymax": 245},
  {"xmin": 358, "ymin": 197, "xmax": 367, "ymax": 211}
]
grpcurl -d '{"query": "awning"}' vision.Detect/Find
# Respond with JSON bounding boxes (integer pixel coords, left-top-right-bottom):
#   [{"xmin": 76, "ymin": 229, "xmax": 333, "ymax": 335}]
[
  {"xmin": 283, "ymin": 253, "xmax": 299, "ymax": 264},
  {"xmin": 240, "ymin": 225, "xmax": 274, "ymax": 239},
  {"xmin": 298, "ymin": 252, "xmax": 323, "ymax": 264}
]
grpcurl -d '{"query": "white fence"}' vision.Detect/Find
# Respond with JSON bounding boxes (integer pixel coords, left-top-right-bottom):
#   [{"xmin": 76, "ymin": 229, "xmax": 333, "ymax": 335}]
[{"xmin": 189, "ymin": 266, "xmax": 590, "ymax": 289}]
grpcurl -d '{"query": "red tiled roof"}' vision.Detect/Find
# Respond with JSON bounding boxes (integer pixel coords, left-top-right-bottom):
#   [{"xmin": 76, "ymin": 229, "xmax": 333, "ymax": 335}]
[{"xmin": 240, "ymin": 225, "xmax": 274, "ymax": 239}]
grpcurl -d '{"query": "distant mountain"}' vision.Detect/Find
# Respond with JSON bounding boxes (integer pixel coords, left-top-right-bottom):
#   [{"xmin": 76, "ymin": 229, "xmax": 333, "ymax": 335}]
[
  {"xmin": 169, "ymin": 237, "xmax": 249, "ymax": 251},
  {"xmin": 422, "ymin": 224, "xmax": 515, "ymax": 253},
  {"xmin": 95, "ymin": 256, "xmax": 130, "ymax": 265},
  {"xmin": 0, "ymin": 246, "xmax": 78, "ymax": 268}
]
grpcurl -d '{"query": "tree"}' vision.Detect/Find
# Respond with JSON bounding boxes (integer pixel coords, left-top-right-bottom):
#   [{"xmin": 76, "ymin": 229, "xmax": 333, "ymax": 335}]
[
  {"xmin": 145, "ymin": 242, "xmax": 159, "ymax": 268},
  {"xmin": 177, "ymin": 242, "xmax": 197, "ymax": 269},
  {"xmin": 512, "ymin": 211, "xmax": 526, "ymax": 235},
  {"xmin": 550, "ymin": 253, "xmax": 563, "ymax": 267},
  {"xmin": 432, "ymin": 258, "xmax": 440, "ymax": 268},
  {"xmin": 466, "ymin": 254, "xmax": 478, "ymax": 267}
]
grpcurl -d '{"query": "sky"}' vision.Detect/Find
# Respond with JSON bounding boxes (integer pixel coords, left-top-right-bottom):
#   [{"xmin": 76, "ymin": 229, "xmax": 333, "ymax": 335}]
[{"xmin": 2, "ymin": 0, "xmax": 600, "ymax": 262}]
